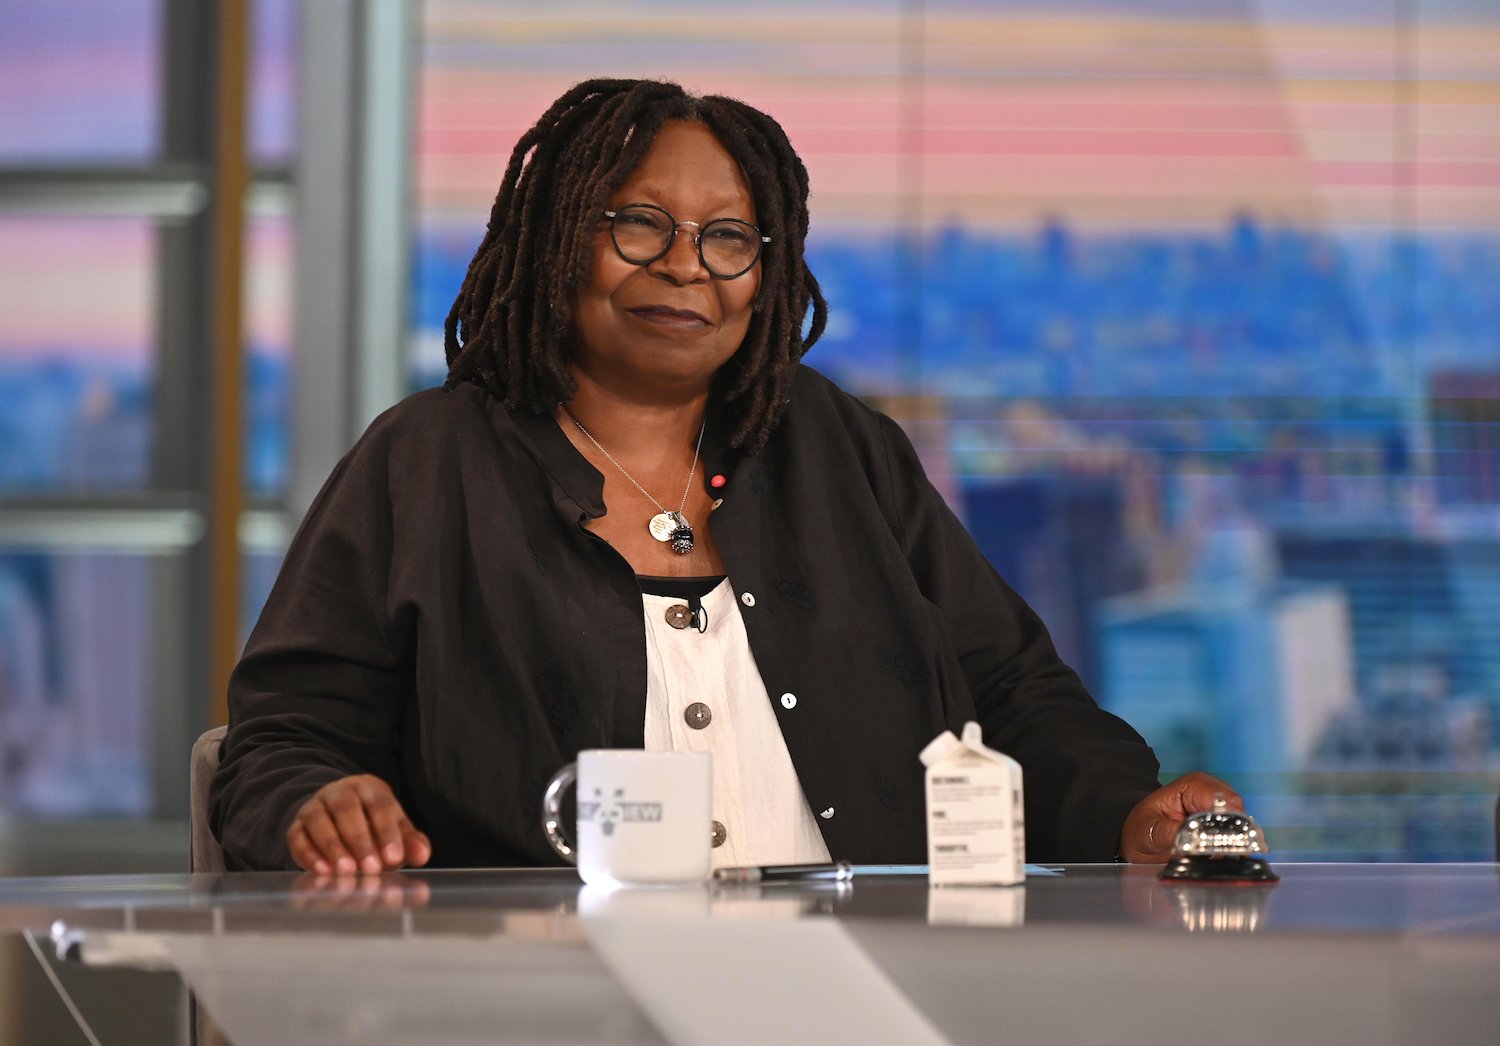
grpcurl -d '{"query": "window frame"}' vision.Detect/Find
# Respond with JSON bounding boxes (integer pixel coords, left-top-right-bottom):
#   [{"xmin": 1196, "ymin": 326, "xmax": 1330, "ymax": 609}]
[{"xmin": 0, "ymin": 0, "xmax": 415, "ymax": 826}]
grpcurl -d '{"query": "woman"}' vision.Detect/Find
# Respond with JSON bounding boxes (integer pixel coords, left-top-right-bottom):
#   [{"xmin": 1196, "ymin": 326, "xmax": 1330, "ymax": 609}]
[{"xmin": 211, "ymin": 78, "xmax": 1240, "ymax": 875}]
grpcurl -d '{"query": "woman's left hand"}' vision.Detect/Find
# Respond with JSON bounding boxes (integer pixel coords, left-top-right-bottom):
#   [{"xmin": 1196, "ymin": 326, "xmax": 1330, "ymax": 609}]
[{"xmin": 1119, "ymin": 772, "xmax": 1247, "ymax": 863}]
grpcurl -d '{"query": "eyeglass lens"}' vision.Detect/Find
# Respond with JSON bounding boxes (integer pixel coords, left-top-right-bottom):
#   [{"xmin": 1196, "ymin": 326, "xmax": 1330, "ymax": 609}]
[{"xmin": 611, "ymin": 205, "xmax": 761, "ymax": 278}]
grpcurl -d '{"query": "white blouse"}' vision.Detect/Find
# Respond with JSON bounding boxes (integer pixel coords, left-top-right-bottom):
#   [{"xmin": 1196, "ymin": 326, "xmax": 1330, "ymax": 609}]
[{"xmin": 641, "ymin": 579, "xmax": 832, "ymax": 869}]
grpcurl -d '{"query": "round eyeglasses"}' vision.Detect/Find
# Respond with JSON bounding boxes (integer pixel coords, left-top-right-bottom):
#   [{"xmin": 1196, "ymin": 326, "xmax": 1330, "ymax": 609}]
[{"xmin": 604, "ymin": 203, "xmax": 769, "ymax": 280}]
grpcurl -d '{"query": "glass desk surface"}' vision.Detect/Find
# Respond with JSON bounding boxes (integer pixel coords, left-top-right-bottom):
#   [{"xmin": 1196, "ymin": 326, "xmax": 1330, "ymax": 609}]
[{"xmin": 1, "ymin": 863, "xmax": 1497, "ymax": 1045}]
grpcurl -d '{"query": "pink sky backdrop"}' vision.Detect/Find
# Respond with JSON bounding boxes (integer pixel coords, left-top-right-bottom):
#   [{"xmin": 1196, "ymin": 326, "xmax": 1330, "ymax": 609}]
[
  {"xmin": 0, "ymin": 0, "xmax": 295, "ymax": 366},
  {"xmin": 244, "ymin": 220, "xmax": 292, "ymax": 358},
  {"xmin": 1, "ymin": 2, "xmax": 1495, "ymax": 364},
  {"xmin": 0, "ymin": 220, "xmax": 156, "ymax": 365},
  {"xmin": 0, "ymin": 0, "xmax": 161, "ymax": 162},
  {"xmin": 0, "ymin": 0, "xmax": 294, "ymax": 162},
  {"xmin": 0, "ymin": 220, "xmax": 290, "ymax": 366},
  {"xmin": 417, "ymin": 11, "xmax": 1500, "ymax": 230}
]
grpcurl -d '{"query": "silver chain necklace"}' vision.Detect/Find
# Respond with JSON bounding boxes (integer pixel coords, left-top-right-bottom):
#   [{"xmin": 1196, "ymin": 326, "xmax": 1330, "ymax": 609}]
[{"xmin": 563, "ymin": 407, "xmax": 706, "ymax": 555}]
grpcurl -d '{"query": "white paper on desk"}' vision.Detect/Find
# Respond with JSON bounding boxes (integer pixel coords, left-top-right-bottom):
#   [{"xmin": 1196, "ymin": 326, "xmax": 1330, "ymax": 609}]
[{"xmin": 580, "ymin": 897, "xmax": 951, "ymax": 1046}]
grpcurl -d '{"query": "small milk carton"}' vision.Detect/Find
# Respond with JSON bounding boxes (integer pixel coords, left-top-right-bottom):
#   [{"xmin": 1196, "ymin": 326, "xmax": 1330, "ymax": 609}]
[{"xmin": 919, "ymin": 721, "xmax": 1025, "ymax": 886}]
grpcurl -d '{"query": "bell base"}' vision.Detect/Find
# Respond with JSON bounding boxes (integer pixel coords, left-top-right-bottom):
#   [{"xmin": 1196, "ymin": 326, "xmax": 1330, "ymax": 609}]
[{"xmin": 1158, "ymin": 854, "xmax": 1280, "ymax": 884}]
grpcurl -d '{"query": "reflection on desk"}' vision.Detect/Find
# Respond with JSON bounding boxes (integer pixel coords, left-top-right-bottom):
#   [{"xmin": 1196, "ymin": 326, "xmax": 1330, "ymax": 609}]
[{"xmin": 1, "ymin": 864, "xmax": 1498, "ymax": 1045}]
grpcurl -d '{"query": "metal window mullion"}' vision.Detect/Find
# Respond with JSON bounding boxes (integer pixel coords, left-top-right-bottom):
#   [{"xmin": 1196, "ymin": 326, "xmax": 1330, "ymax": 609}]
[
  {"xmin": 148, "ymin": 0, "xmax": 220, "ymax": 820},
  {"xmin": 0, "ymin": 167, "xmax": 206, "ymax": 217},
  {"xmin": 355, "ymin": 1, "xmax": 416, "ymax": 438},
  {"xmin": 0, "ymin": 167, "xmax": 290, "ymax": 218},
  {"xmin": 0, "ymin": 507, "xmax": 202, "ymax": 550},
  {"xmin": 290, "ymin": 0, "xmax": 358, "ymax": 520},
  {"xmin": 291, "ymin": 0, "xmax": 414, "ymax": 523}
]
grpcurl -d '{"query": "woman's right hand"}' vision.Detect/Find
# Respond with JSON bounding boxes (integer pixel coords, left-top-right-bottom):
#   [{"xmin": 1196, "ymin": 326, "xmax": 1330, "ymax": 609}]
[{"xmin": 286, "ymin": 774, "xmax": 432, "ymax": 874}]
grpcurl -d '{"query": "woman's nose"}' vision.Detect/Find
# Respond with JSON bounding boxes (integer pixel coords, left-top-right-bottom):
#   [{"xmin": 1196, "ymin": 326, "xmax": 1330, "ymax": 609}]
[{"xmin": 650, "ymin": 227, "xmax": 708, "ymax": 282}]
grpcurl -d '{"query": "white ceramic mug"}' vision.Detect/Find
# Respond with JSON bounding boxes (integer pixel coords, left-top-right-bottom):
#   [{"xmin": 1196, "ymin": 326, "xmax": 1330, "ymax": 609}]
[{"xmin": 541, "ymin": 750, "xmax": 713, "ymax": 886}]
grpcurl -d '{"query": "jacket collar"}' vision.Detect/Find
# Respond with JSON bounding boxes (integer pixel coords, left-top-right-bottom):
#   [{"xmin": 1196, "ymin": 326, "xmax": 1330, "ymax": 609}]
[{"xmin": 505, "ymin": 397, "xmax": 746, "ymax": 517}]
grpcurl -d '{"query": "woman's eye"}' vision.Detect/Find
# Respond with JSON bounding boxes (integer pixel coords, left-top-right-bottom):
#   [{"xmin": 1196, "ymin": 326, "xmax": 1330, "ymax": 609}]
[
  {"xmin": 619, "ymin": 211, "xmax": 661, "ymax": 228},
  {"xmin": 706, "ymin": 224, "xmax": 751, "ymax": 244}
]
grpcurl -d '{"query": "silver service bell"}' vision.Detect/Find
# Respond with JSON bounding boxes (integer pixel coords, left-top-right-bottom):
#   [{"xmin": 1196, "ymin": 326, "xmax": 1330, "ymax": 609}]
[{"xmin": 1157, "ymin": 794, "xmax": 1279, "ymax": 884}]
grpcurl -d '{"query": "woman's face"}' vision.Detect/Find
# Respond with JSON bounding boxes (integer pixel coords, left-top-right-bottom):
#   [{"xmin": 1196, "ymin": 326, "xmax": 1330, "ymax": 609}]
[{"xmin": 569, "ymin": 120, "xmax": 762, "ymax": 401}]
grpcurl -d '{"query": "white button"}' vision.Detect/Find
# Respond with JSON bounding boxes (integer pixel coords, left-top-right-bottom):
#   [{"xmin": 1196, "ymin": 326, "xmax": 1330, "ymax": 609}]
[
  {"xmin": 780, "ymin": 692, "xmax": 797, "ymax": 709},
  {"xmin": 819, "ymin": 807, "xmax": 835, "ymax": 819},
  {"xmin": 741, "ymin": 592, "xmax": 756, "ymax": 607},
  {"xmin": 711, "ymin": 498, "xmax": 724, "ymax": 511}
]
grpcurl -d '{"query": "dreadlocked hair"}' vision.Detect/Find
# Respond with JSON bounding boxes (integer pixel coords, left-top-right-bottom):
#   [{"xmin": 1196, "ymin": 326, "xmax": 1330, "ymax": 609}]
[{"xmin": 443, "ymin": 78, "xmax": 828, "ymax": 453}]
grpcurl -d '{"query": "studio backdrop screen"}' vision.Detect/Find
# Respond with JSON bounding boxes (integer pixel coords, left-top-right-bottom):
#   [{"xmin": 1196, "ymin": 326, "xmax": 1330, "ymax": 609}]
[{"xmin": 2, "ymin": 0, "xmax": 1496, "ymax": 860}]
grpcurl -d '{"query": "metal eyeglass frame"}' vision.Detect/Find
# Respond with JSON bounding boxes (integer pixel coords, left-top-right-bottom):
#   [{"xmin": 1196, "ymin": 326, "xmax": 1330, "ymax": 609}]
[{"xmin": 603, "ymin": 203, "xmax": 770, "ymax": 279}]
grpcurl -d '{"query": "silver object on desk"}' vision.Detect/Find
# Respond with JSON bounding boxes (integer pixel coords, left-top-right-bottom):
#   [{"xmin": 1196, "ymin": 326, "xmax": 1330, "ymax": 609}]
[
  {"xmin": 713, "ymin": 860, "xmax": 855, "ymax": 884},
  {"xmin": 1158, "ymin": 794, "xmax": 1279, "ymax": 884}
]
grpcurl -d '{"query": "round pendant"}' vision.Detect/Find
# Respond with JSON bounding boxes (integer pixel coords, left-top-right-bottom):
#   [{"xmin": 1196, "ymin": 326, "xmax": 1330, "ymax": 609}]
[
  {"xmin": 648, "ymin": 512, "xmax": 677, "ymax": 542},
  {"xmin": 668, "ymin": 512, "xmax": 694, "ymax": 554}
]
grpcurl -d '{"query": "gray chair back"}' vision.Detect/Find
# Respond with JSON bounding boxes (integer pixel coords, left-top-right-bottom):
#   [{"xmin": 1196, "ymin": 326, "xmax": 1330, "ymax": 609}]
[{"xmin": 190, "ymin": 725, "xmax": 228, "ymax": 873}]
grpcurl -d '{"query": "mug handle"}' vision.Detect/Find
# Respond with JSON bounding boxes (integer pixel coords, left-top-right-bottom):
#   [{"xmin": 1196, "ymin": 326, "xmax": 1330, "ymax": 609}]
[{"xmin": 541, "ymin": 762, "xmax": 578, "ymax": 864}]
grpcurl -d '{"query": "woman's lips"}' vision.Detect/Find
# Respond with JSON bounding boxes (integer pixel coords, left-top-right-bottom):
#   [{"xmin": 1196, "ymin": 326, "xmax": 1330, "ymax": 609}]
[{"xmin": 627, "ymin": 305, "xmax": 712, "ymax": 331}]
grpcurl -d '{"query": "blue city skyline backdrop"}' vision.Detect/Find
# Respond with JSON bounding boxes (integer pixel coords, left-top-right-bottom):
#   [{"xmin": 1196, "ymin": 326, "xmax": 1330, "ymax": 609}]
[{"xmin": 7, "ymin": 214, "xmax": 1496, "ymax": 492}]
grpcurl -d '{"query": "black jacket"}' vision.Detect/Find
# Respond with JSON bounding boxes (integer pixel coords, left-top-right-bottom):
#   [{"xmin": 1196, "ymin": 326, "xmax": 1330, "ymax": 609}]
[{"xmin": 211, "ymin": 367, "xmax": 1160, "ymax": 869}]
